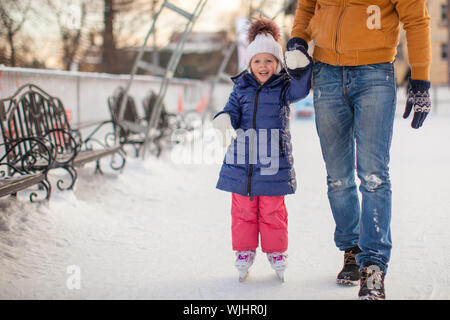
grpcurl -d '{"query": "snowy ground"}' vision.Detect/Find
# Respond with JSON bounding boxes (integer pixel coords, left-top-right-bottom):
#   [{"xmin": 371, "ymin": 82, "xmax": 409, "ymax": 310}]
[{"xmin": 0, "ymin": 112, "xmax": 449, "ymax": 300}]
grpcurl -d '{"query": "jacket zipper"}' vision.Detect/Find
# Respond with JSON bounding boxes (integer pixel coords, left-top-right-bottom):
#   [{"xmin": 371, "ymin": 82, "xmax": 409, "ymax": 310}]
[
  {"xmin": 247, "ymin": 85, "xmax": 263, "ymax": 199},
  {"xmin": 335, "ymin": 0, "xmax": 347, "ymax": 64}
]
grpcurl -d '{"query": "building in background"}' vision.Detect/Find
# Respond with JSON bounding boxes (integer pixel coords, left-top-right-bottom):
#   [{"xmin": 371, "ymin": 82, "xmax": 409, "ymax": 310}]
[
  {"xmin": 79, "ymin": 31, "xmax": 238, "ymax": 79},
  {"xmin": 159, "ymin": 31, "xmax": 238, "ymax": 80},
  {"xmin": 429, "ymin": 0, "xmax": 448, "ymax": 85},
  {"xmin": 396, "ymin": 0, "xmax": 448, "ymax": 85},
  {"xmin": 74, "ymin": 1, "xmax": 450, "ymax": 85}
]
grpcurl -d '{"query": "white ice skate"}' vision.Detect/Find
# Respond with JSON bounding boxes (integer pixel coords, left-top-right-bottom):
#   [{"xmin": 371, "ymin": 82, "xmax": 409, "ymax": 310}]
[
  {"xmin": 267, "ymin": 252, "xmax": 288, "ymax": 282},
  {"xmin": 235, "ymin": 250, "xmax": 256, "ymax": 282}
]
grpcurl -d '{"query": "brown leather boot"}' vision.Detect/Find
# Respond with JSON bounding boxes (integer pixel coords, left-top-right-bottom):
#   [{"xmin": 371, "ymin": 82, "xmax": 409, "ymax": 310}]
[{"xmin": 336, "ymin": 246, "xmax": 362, "ymax": 286}]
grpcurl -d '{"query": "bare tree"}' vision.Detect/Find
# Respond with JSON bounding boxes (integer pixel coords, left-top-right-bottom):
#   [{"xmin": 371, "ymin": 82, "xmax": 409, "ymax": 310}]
[
  {"xmin": 101, "ymin": 0, "xmax": 162, "ymax": 74},
  {"xmin": 102, "ymin": 0, "xmax": 115, "ymax": 73},
  {"xmin": 44, "ymin": 0, "xmax": 88, "ymax": 70},
  {"xmin": 0, "ymin": 0, "xmax": 32, "ymax": 66},
  {"xmin": 150, "ymin": 0, "xmax": 159, "ymax": 66}
]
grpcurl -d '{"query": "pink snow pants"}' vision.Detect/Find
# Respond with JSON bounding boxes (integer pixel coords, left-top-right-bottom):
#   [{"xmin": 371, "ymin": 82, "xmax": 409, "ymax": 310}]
[{"xmin": 231, "ymin": 193, "xmax": 288, "ymax": 253}]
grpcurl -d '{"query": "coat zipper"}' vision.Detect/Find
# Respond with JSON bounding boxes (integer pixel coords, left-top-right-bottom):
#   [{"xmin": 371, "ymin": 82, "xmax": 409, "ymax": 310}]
[
  {"xmin": 335, "ymin": 0, "xmax": 347, "ymax": 64},
  {"xmin": 247, "ymin": 85, "xmax": 263, "ymax": 200}
]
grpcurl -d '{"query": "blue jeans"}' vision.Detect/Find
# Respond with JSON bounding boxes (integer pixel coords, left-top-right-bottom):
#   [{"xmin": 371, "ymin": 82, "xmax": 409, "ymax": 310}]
[{"xmin": 313, "ymin": 62, "xmax": 396, "ymax": 272}]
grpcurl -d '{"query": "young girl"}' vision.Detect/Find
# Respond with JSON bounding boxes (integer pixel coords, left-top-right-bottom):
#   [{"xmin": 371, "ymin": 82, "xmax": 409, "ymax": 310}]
[{"xmin": 213, "ymin": 18, "xmax": 312, "ymax": 282}]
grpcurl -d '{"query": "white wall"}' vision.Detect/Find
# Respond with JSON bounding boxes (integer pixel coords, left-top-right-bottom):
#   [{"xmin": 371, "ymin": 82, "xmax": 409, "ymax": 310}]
[{"xmin": 0, "ymin": 66, "xmax": 233, "ymax": 127}]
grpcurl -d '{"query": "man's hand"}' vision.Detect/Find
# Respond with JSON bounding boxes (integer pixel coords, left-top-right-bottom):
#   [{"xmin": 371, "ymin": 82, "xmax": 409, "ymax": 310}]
[
  {"xmin": 403, "ymin": 79, "xmax": 431, "ymax": 129},
  {"xmin": 285, "ymin": 37, "xmax": 313, "ymax": 79}
]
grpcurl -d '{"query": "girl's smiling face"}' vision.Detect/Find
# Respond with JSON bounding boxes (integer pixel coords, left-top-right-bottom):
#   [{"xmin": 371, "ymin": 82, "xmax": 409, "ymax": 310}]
[{"xmin": 250, "ymin": 53, "xmax": 279, "ymax": 84}]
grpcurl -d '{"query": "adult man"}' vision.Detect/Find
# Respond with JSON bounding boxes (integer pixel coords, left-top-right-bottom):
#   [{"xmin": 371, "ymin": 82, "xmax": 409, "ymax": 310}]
[{"xmin": 286, "ymin": 0, "xmax": 431, "ymax": 299}]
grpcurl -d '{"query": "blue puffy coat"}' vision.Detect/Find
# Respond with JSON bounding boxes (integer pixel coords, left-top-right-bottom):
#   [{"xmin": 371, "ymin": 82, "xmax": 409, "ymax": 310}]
[{"xmin": 215, "ymin": 68, "xmax": 312, "ymax": 197}]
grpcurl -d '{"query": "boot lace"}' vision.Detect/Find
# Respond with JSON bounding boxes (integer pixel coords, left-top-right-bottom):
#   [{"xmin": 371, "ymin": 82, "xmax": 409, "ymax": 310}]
[
  {"xmin": 236, "ymin": 251, "xmax": 255, "ymax": 262},
  {"xmin": 344, "ymin": 251, "xmax": 357, "ymax": 265}
]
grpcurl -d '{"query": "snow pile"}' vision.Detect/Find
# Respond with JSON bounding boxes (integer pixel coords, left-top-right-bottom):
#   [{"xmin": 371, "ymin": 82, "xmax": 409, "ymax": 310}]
[{"xmin": 0, "ymin": 113, "xmax": 449, "ymax": 299}]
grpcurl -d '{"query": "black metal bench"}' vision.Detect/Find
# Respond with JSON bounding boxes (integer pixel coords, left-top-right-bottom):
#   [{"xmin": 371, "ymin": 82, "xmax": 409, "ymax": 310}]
[
  {"xmin": 0, "ymin": 84, "xmax": 126, "ymax": 191},
  {"xmin": 0, "ymin": 174, "xmax": 45, "ymax": 198},
  {"xmin": 107, "ymin": 87, "xmax": 187, "ymax": 157},
  {"xmin": 107, "ymin": 87, "xmax": 147, "ymax": 157},
  {"xmin": 0, "ymin": 137, "xmax": 53, "ymax": 201}
]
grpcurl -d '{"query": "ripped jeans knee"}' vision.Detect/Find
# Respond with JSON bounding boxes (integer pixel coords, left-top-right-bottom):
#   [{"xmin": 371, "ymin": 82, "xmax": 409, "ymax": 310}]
[
  {"xmin": 327, "ymin": 176, "xmax": 356, "ymax": 193},
  {"xmin": 360, "ymin": 173, "xmax": 390, "ymax": 193}
]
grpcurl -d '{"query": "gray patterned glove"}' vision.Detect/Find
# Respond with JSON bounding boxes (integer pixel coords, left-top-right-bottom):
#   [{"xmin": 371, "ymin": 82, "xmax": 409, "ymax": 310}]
[{"xmin": 403, "ymin": 79, "xmax": 431, "ymax": 129}]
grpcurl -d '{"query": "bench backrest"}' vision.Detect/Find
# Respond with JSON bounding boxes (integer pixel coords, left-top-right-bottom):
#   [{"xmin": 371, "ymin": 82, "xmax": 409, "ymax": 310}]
[
  {"xmin": 108, "ymin": 87, "xmax": 171, "ymax": 134},
  {"xmin": 107, "ymin": 87, "xmax": 140, "ymax": 138},
  {"xmin": 142, "ymin": 90, "xmax": 170, "ymax": 131},
  {"xmin": 0, "ymin": 84, "xmax": 76, "ymax": 162}
]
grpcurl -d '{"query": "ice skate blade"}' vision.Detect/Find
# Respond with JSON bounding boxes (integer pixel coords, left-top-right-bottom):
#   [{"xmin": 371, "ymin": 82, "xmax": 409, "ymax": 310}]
[
  {"xmin": 276, "ymin": 270, "xmax": 285, "ymax": 282},
  {"xmin": 238, "ymin": 270, "xmax": 249, "ymax": 282},
  {"xmin": 336, "ymin": 279, "xmax": 359, "ymax": 287}
]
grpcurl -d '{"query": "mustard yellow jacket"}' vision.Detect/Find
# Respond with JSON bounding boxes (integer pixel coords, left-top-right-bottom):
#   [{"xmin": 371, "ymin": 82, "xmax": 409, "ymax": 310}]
[{"xmin": 291, "ymin": 0, "xmax": 431, "ymax": 80}]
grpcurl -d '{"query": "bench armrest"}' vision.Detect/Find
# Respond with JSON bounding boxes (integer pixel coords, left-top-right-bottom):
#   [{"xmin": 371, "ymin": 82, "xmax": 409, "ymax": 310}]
[
  {"xmin": 0, "ymin": 137, "xmax": 55, "ymax": 176},
  {"xmin": 75, "ymin": 120, "xmax": 120, "ymax": 149}
]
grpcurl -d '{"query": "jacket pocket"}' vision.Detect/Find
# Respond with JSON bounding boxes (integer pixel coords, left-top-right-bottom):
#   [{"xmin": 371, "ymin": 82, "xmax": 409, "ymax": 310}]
[
  {"xmin": 364, "ymin": 63, "xmax": 394, "ymax": 73},
  {"xmin": 312, "ymin": 61, "xmax": 326, "ymax": 78},
  {"xmin": 339, "ymin": 6, "xmax": 386, "ymax": 51},
  {"xmin": 307, "ymin": 3, "xmax": 340, "ymax": 50}
]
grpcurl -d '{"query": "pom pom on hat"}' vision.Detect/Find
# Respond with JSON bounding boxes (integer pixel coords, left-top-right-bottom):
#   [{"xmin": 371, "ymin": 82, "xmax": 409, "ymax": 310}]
[
  {"xmin": 247, "ymin": 18, "xmax": 280, "ymax": 43},
  {"xmin": 246, "ymin": 18, "xmax": 283, "ymax": 73}
]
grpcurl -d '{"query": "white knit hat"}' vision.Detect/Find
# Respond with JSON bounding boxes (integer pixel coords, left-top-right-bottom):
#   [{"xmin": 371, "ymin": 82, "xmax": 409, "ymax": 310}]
[{"xmin": 245, "ymin": 19, "xmax": 284, "ymax": 73}]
